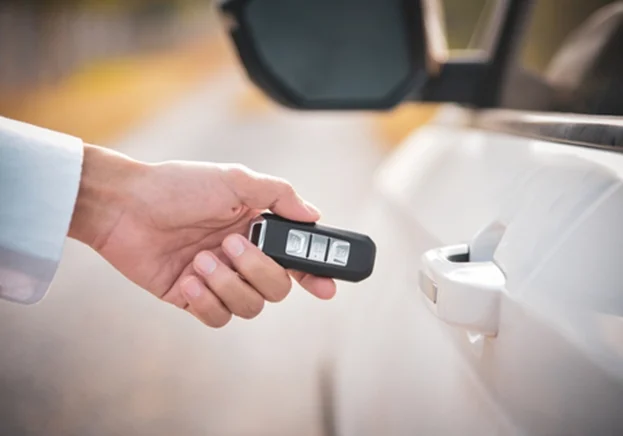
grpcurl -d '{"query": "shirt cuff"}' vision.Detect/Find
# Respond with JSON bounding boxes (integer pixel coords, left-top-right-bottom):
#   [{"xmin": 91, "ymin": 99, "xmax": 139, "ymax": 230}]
[{"xmin": 0, "ymin": 117, "xmax": 84, "ymax": 304}]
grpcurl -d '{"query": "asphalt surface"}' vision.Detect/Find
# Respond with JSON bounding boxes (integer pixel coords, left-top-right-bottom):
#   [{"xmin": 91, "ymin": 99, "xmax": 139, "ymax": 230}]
[{"xmin": 0, "ymin": 71, "xmax": 385, "ymax": 436}]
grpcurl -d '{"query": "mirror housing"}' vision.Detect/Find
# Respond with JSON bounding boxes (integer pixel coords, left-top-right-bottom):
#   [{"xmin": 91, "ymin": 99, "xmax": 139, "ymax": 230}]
[
  {"xmin": 220, "ymin": 0, "xmax": 536, "ymax": 111},
  {"xmin": 220, "ymin": 0, "xmax": 429, "ymax": 110}
]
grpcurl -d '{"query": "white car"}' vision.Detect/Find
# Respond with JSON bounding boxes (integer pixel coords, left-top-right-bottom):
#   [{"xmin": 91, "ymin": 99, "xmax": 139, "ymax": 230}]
[{"xmin": 222, "ymin": 1, "xmax": 623, "ymax": 435}]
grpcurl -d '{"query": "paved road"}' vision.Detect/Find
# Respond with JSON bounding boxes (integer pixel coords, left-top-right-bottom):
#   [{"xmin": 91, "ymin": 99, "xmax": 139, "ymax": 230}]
[{"xmin": 0, "ymin": 70, "xmax": 385, "ymax": 436}]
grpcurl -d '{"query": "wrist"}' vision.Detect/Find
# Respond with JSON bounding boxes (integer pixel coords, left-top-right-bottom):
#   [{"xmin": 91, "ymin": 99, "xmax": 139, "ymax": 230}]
[{"xmin": 69, "ymin": 144, "xmax": 146, "ymax": 249}]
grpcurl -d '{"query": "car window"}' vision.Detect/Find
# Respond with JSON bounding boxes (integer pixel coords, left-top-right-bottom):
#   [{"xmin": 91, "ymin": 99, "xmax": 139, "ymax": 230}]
[
  {"xmin": 519, "ymin": 0, "xmax": 623, "ymax": 116},
  {"xmin": 521, "ymin": 0, "xmax": 616, "ymax": 74},
  {"xmin": 440, "ymin": 0, "xmax": 496, "ymax": 51}
]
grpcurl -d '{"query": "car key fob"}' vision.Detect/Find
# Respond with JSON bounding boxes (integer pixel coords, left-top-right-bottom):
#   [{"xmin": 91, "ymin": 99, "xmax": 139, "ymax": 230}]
[{"xmin": 248, "ymin": 213, "xmax": 376, "ymax": 282}]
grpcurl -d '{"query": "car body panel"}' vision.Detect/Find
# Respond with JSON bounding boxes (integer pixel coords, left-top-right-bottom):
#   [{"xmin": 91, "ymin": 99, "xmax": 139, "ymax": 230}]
[{"xmin": 332, "ymin": 106, "xmax": 623, "ymax": 435}]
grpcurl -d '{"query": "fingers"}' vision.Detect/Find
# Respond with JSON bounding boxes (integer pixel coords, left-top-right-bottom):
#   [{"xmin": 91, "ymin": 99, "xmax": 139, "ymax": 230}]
[
  {"xmin": 224, "ymin": 164, "xmax": 321, "ymax": 222},
  {"xmin": 180, "ymin": 276, "xmax": 232, "ymax": 328},
  {"xmin": 178, "ymin": 233, "xmax": 336, "ymax": 329},
  {"xmin": 290, "ymin": 270, "xmax": 337, "ymax": 300},
  {"xmin": 162, "ymin": 263, "xmax": 195, "ymax": 309},
  {"xmin": 191, "ymin": 251, "xmax": 265, "ymax": 320},
  {"xmin": 221, "ymin": 234, "xmax": 293, "ymax": 303}
]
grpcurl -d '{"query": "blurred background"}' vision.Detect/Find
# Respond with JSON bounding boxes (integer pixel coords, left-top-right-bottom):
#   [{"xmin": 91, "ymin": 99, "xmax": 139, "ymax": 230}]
[
  {"xmin": 0, "ymin": 0, "xmax": 613, "ymax": 145},
  {"xmin": 0, "ymin": 1, "xmax": 615, "ymax": 435}
]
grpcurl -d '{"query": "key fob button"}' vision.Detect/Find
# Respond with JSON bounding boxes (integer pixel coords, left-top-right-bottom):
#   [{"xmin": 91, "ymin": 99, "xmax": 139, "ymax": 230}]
[
  {"xmin": 286, "ymin": 230, "xmax": 310, "ymax": 258},
  {"xmin": 327, "ymin": 239, "xmax": 351, "ymax": 266},
  {"xmin": 308, "ymin": 234, "xmax": 329, "ymax": 262}
]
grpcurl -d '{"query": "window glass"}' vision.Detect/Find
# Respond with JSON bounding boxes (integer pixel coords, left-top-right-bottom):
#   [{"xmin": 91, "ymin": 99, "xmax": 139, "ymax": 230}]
[
  {"xmin": 521, "ymin": 0, "xmax": 615, "ymax": 73},
  {"xmin": 440, "ymin": 0, "xmax": 500, "ymax": 56},
  {"xmin": 440, "ymin": 0, "xmax": 491, "ymax": 50},
  {"xmin": 518, "ymin": 0, "xmax": 623, "ymax": 116}
]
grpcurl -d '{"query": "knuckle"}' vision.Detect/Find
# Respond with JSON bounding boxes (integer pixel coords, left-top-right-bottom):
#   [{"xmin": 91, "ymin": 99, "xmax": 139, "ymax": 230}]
[
  {"xmin": 279, "ymin": 180, "xmax": 296, "ymax": 196},
  {"xmin": 226, "ymin": 164, "xmax": 251, "ymax": 179},
  {"xmin": 209, "ymin": 268, "xmax": 234, "ymax": 290},
  {"xmin": 266, "ymin": 175, "xmax": 294, "ymax": 196},
  {"xmin": 171, "ymin": 298, "xmax": 188, "ymax": 310},
  {"xmin": 239, "ymin": 252, "xmax": 264, "ymax": 274},
  {"xmin": 163, "ymin": 290, "xmax": 188, "ymax": 310}
]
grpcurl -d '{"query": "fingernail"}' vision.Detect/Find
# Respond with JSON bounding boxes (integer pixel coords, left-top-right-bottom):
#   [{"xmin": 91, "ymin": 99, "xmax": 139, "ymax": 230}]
[
  {"xmin": 182, "ymin": 278, "xmax": 203, "ymax": 299},
  {"xmin": 223, "ymin": 235, "xmax": 246, "ymax": 257},
  {"xmin": 196, "ymin": 252, "xmax": 217, "ymax": 275}
]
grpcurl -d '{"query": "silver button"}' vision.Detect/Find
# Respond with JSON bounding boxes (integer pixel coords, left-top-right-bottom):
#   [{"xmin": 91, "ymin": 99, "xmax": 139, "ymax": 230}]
[
  {"xmin": 327, "ymin": 239, "xmax": 351, "ymax": 266},
  {"xmin": 308, "ymin": 234, "xmax": 329, "ymax": 262},
  {"xmin": 286, "ymin": 230, "xmax": 310, "ymax": 258}
]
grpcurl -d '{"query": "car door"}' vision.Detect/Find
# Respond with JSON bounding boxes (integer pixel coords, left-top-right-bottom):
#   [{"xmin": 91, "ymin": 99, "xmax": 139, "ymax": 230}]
[{"xmin": 330, "ymin": 2, "xmax": 623, "ymax": 435}]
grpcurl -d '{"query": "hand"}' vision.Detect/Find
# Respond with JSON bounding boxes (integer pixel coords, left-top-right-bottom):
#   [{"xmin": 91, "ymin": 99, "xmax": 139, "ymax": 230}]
[{"xmin": 69, "ymin": 145, "xmax": 336, "ymax": 327}]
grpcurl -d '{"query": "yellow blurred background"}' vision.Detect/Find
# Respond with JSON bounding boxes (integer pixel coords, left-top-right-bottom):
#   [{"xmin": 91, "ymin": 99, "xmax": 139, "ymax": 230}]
[
  {"xmin": 0, "ymin": 0, "xmax": 443, "ymax": 149},
  {"xmin": 0, "ymin": 0, "xmax": 614, "ymax": 148}
]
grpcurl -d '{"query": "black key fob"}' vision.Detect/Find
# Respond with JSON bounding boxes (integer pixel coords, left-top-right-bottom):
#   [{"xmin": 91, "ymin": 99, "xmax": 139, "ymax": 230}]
[{"xmin": 248, "ymin": 213, "xmax": 376, "ymax": 282}]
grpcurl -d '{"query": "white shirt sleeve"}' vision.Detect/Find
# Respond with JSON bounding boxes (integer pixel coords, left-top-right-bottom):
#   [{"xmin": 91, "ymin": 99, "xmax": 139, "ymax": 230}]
[{"xmin": 0, "ymin": 116, "xmax": 83, "ymax": 305}]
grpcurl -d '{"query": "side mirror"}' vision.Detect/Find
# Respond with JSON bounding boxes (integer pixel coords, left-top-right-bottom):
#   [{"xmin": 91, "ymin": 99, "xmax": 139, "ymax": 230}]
[
  {"xmin": 220, "ymin": 0, "xmax": 535, "ymax": 111},
  {"xmin": 220, "ymin": 0, "xmax": 429, "ymax": 110}
]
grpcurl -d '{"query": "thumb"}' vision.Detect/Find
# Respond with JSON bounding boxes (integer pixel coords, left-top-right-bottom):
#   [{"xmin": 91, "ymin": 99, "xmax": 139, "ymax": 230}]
[{"xmin": 225, "ymin": 166, "xmax": 321, "ymax": 222}]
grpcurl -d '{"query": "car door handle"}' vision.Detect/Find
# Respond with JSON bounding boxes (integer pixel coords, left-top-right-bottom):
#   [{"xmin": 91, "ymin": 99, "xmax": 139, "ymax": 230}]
[{"xmin": 419, "ymin": 244, "xmax": 505, "ymax": 337}]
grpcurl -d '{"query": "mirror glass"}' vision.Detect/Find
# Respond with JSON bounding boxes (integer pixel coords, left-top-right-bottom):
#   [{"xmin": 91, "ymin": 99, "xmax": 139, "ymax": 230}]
[{"xmin": 222, "ymin": 0, "xmax": 428, "ymax": 109}]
